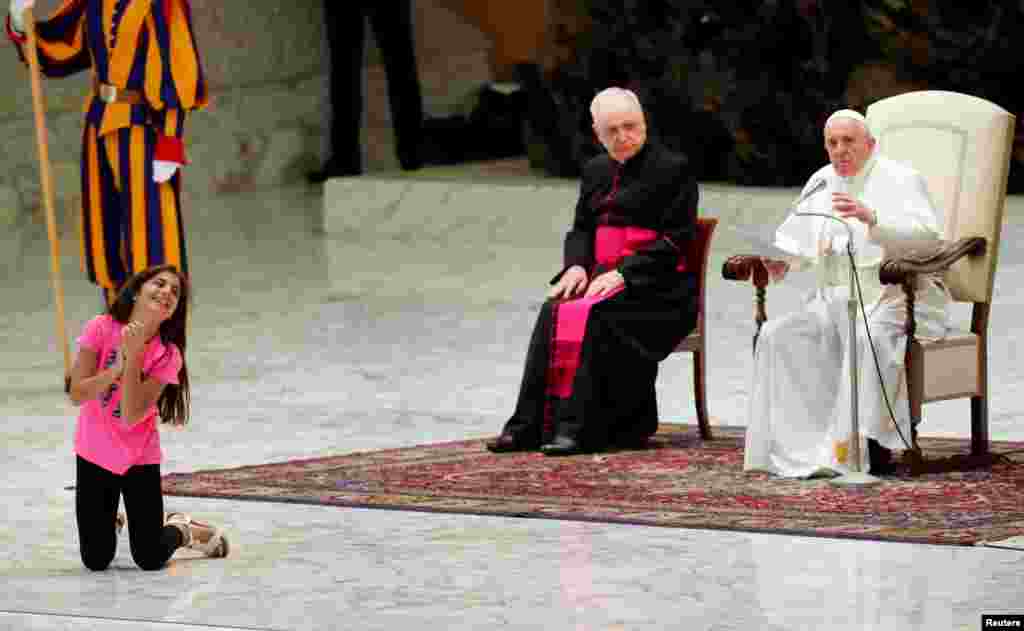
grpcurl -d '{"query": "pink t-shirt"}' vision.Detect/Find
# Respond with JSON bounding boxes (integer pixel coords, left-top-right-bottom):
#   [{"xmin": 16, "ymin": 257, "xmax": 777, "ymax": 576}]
[{"xmin": 75, "ymin": 315, "xmax": 182, "ymax": 475}]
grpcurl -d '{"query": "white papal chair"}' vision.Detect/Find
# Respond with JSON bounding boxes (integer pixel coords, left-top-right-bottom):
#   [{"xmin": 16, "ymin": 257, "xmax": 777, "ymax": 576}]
[
  {"xmin": 720, "ymin": 91, "xmax": 1015, "ymax": 463},
  {"xmin": 870, "ymin": 90, "xmax": 1015, "ymax": 457},
  {"xmin": 722, "ymin": 91, "xmax": 1015, "ymax": 463}
]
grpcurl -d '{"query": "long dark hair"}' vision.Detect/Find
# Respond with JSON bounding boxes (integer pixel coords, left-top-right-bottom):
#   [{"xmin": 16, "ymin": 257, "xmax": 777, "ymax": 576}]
[{"xmin": 109, "ymin": 265, "xmax": 191, "ymax": 426}]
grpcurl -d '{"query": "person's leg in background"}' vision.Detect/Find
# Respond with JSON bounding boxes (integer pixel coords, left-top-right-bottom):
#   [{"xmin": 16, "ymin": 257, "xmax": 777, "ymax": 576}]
[
  {"xmin": 115, "ymin": 126, "xmax": 188, "ymax": 281},
  {"xmin": 86, "ymin": 125, "xmax": 189, "ymax": 308},
  {"xmin": 310, "ymin": 1, "xmax": 367, "ymax": 182},
  {"xmin": 367, "ymin": 0, "xmax": 425, "ymax": 171},
  {"xmin": 80, "ymin": 124, "xmax": 129, "ymax": 309}
]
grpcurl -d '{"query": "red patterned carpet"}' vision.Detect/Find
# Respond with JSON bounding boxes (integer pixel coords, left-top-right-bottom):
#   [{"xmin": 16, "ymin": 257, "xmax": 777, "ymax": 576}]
[{"xmin": 162, "ymin": 424, "xmax": 1024, "ymax": 546}]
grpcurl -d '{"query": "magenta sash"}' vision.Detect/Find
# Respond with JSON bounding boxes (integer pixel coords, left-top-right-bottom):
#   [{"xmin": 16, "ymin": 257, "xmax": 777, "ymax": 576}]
[{"xmin": 543, "ymin": 226, "xmax": 678, "ymax": 435}]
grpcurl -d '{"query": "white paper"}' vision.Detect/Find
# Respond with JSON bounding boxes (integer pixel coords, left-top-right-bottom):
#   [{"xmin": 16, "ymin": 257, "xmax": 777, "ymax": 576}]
[{"xmin": 720, "ymin": 220, "xmax": 809, "ymax": 260}]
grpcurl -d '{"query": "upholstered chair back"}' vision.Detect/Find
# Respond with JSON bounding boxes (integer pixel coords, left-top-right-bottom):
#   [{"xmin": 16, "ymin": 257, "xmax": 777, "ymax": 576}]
[{"xmin": 866, "ymin": 91, "xmax": 1015, "ymax": 303}]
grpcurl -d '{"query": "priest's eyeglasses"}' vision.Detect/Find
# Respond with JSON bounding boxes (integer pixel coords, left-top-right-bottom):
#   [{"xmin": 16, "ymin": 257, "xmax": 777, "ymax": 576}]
[{"xmin": 597, "ymin": 120, "xmax": 643, "ymax": 140}]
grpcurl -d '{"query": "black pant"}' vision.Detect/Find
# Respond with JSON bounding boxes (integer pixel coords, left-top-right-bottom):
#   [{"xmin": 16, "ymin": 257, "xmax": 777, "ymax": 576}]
[
  {"xmin": 502, "ymin": 299, "xmax": 662, "ymax": 451},
  {"xmin": 324, "ymin": 0, "xmax": 424, "ymax": 171},
  {"xmin": 75, "ymin": 456, "xmax": 183, "ymax": 571}
]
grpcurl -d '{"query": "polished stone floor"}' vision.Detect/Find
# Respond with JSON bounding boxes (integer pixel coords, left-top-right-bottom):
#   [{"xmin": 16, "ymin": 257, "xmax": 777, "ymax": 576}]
[{"xmin": 1, "ymin": 175, "xmax": 1022, "ymax": 631}]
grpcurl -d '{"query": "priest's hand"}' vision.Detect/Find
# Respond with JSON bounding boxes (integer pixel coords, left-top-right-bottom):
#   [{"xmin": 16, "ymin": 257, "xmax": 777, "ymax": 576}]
[
  {"xmin": 548, "ymin": 265, "xmax": 588, "ymax": 300},
  {"xmin": 584, "ymin": 269, "xmax": 625, "ymax": 298},
  {"xmin": 832, "ymin": 193, "xmax": 877, "ymax": 226}
]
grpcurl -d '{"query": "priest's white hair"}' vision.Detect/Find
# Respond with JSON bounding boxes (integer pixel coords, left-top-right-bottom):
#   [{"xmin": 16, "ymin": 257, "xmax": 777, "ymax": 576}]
[
  {"xmin": 590, "ymin": 87, "xmax": 644, "ymax": 121},
  {"xmin": 825, "ymin": 108, "xmax": 874, "ymax": 139}
]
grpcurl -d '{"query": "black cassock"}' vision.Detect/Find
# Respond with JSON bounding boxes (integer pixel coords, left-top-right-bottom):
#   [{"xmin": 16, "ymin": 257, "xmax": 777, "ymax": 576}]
[{"xmin": 500, "ymin": 142, "xmax": 700, "ymax": 451}]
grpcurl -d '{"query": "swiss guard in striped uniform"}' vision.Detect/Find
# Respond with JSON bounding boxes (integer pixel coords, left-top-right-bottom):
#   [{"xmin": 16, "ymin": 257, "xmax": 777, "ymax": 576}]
[
  {"xmin": 487, "ymin": 87, "xmax": 700, "ymax": 456},
  {"xmin": 7, "ymin": 0, "xmax": 207, "ymax": 306}
]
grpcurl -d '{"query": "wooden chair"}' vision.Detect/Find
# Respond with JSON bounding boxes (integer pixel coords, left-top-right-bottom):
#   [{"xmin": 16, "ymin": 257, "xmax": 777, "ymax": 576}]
[
  {"xmin": 672, "ymin": 217, "xmax": 718, "ymax": 440},
  {"xmin": 724, "ymin": 91, "xmax": 1015, "ymax": 458},
  {"xmin": 871, "ymin": 91, "xmax": 1015, "ymax": 456}
]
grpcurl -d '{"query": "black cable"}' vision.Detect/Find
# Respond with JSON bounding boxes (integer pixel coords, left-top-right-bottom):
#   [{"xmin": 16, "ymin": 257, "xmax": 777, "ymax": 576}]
[
  {"xmin": 796, "ymin": 212, "xmax": 1018, "ymax": 469},
  {"xmin": 846, "ymin": 244, "xmax": 916, "ymax": 452},
  {"xmin": 793, "ymin": 210, "xmax": 916, "ymax": 452},
  {"xmin": 847, "ymin": 237, "xmax": 1019, "ymax": 471}
]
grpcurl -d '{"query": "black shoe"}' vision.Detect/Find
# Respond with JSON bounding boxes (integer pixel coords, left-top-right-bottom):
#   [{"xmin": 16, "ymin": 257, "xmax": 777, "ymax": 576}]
[
  {"xmin": 485, "ymin": 433, "xmax": 531, "ymax": 453},
  {"xmin": 306, "ymin": 160, "xmax": 362, "ymax": 184},
  {"xmin": 398, "ymin": 152, "xmax": 424, "ymax": 172},
  {"xmin": 613, "ymin": 432, "xmax": 651, "ymax": 450},
  {"xmin": 540, "ymin": 435, "xmax": 582, "ymax": 456},
  {"xmin": 868, "ymin": 439, "xmax": 893, "ymax": 475}
]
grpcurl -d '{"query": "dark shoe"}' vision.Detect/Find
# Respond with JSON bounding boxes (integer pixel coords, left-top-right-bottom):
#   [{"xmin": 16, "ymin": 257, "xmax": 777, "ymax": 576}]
[
  {"xmin": 306, "ymin": 160, "xmax": 362, "ymax": 184},
  {"xmin": 615, "ymin": 435, "xmax": 650, "ymax": 450},
  {"xmin": 486, "ymin": 433, "xmax": 530, "ymax": 453},
  {"xmin": 868, "ymin": 439, "xmax": 893, "ymax": 475},
  {"xmin": 398, "ymin": 151, "xmax": 424, "ymax": 172},
  {"xmin": 540, "ymin": 435, "xmax": 582, "ymax": 456}
]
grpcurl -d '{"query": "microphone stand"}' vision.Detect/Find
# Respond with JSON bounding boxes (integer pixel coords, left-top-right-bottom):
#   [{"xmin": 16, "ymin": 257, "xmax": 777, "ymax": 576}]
[{"xmin": 792, "ymin": 210, "xmax": 880, "ymax": 487}]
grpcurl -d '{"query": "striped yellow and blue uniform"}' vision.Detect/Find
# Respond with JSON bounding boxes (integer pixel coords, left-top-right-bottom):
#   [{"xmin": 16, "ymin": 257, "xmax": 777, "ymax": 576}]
[{"xmin": 7, "ymin": 0, "xmax": 206, "ymax": 303}]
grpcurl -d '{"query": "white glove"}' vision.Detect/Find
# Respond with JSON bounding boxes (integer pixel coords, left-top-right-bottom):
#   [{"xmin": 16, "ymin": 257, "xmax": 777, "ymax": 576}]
[
  {"xmin": 9, "ymin": 0, "xmax": 34, "ymax": 33},
  {"xmin": 153, "ymin": 160, "xmax": 179, "ymax": 183}
]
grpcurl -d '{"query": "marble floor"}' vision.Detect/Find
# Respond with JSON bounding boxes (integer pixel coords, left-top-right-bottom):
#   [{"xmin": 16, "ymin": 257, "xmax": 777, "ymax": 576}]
[{"xmin": 1, "ymin": 176, "xmax": 1022, "ymax": 631}]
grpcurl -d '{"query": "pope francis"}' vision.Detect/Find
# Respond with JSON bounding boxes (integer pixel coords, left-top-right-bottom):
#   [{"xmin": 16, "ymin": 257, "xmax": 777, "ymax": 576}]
[{"xmin": 744, "ymin": 109, "xmax": 952, "ymax": 478}]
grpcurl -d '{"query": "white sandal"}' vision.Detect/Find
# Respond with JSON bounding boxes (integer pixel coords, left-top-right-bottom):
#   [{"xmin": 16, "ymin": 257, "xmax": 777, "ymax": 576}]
[{"xmin": 165, "ymin": 512, "xmax": 230, "ymax": 558}]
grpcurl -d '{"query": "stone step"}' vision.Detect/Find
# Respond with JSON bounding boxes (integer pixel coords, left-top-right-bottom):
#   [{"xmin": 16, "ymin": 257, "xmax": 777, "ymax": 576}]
[
  {"xmin": 323, "ymin": 170, "xmax": 1024, "ymax": 252},
  {"xmin": 320, "ymin": 171, "xmax": 1024, "ymax": 310}
]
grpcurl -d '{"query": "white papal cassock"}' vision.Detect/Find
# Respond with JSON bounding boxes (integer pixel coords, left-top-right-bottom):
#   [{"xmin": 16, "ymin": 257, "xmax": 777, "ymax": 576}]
[{"xmin": 744, "ymin": 151, "xmax": 952, "ymax": 477}]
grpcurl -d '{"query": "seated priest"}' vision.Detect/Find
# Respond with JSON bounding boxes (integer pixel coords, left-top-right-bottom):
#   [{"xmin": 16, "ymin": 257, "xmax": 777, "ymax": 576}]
[
  {"xmin": 487, "ymin": 87, "xmax": 700, "ymax": 456},
  {"xmin": 744, "ymin": 109, "xmax": 951, "ymax": 477}
]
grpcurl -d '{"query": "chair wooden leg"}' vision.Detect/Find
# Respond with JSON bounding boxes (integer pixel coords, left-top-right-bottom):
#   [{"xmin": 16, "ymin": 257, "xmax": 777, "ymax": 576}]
[
  {"xmin": 906, "ymin": 345, "xmax": 923, "ymax": 453},
  {"xmin": 909, "ymin": 390, "xmax": 922, "ymax": 452},
  {"xmin": 693, "ymin": 351, "xmax": 711, "ymax": 440},
  {"xmin": 971, "ymin": 395, "xmax": 989, "ymax": 456}
]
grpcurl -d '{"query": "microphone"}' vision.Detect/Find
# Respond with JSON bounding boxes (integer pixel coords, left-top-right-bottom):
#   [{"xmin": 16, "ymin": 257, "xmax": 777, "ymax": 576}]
[
  {"xmin": 791, "ymin": 175, "xmax": 856, "ymax": 253},
  {"xmin": 792, "ymin": 177, "xmax": 827, "ymax": 208}
]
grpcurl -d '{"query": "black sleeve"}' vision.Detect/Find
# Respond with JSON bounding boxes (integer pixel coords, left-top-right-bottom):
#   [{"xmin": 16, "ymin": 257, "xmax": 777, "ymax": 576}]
[
  {"xmin": 617, "ymin": 162, "xmax": 698, "ymax": 291},
  {"xmin": 549, "ymin": 160, "xmax": 601, "ymax": 285}
]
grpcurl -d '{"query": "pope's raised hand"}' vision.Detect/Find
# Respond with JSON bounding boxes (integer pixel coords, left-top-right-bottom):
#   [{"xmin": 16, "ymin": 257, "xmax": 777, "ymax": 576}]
[{"xmin": 832, "ymin": 193, "xmax": 877, "ymax": 226}]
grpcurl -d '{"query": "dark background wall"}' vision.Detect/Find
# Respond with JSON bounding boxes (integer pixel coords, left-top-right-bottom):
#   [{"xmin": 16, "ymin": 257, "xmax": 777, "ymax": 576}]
[
  {"xmin": 522, "ymin": 0, "xmax": 1024, "ymax": 190},
  {"xmin": 0, "ymin": 0, "xmax": 496, "ymax": 233}
]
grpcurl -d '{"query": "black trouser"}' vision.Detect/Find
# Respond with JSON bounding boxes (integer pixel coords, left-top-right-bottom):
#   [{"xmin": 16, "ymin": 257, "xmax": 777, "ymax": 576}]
[
  {"xmin": 324, "ymin": 0, "xmax": 424, "ymax": 170},
  {"xmin": 502, "ymin": 299, "xmax": 662, "ymax": 451},
  {"xmin": 75, "ymin": 456, "xmax": 183, "ymax": 571}
]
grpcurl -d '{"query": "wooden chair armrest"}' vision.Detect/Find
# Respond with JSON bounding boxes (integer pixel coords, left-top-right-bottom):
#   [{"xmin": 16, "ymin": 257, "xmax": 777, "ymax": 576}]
[
  {"xmin": 878, "ymin": 237, "xmax": 986, "ymax": 285},
  {"xmin": 722, "ymin": 254, "xmax": 770, "ymax": 286},
  {"xmin": 722, "ymin": 255, "xmax": 771, "ymax": 351},
  {"xmin": 878, "ymin": 237, "xmax": 985, "ymax": 340}
]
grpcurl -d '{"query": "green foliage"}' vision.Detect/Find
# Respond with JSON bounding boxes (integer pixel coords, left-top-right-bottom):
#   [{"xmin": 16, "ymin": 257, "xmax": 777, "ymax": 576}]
[{"xmin": 526, "ymin": 0, "xmax": 1024, "ymax": 188}]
